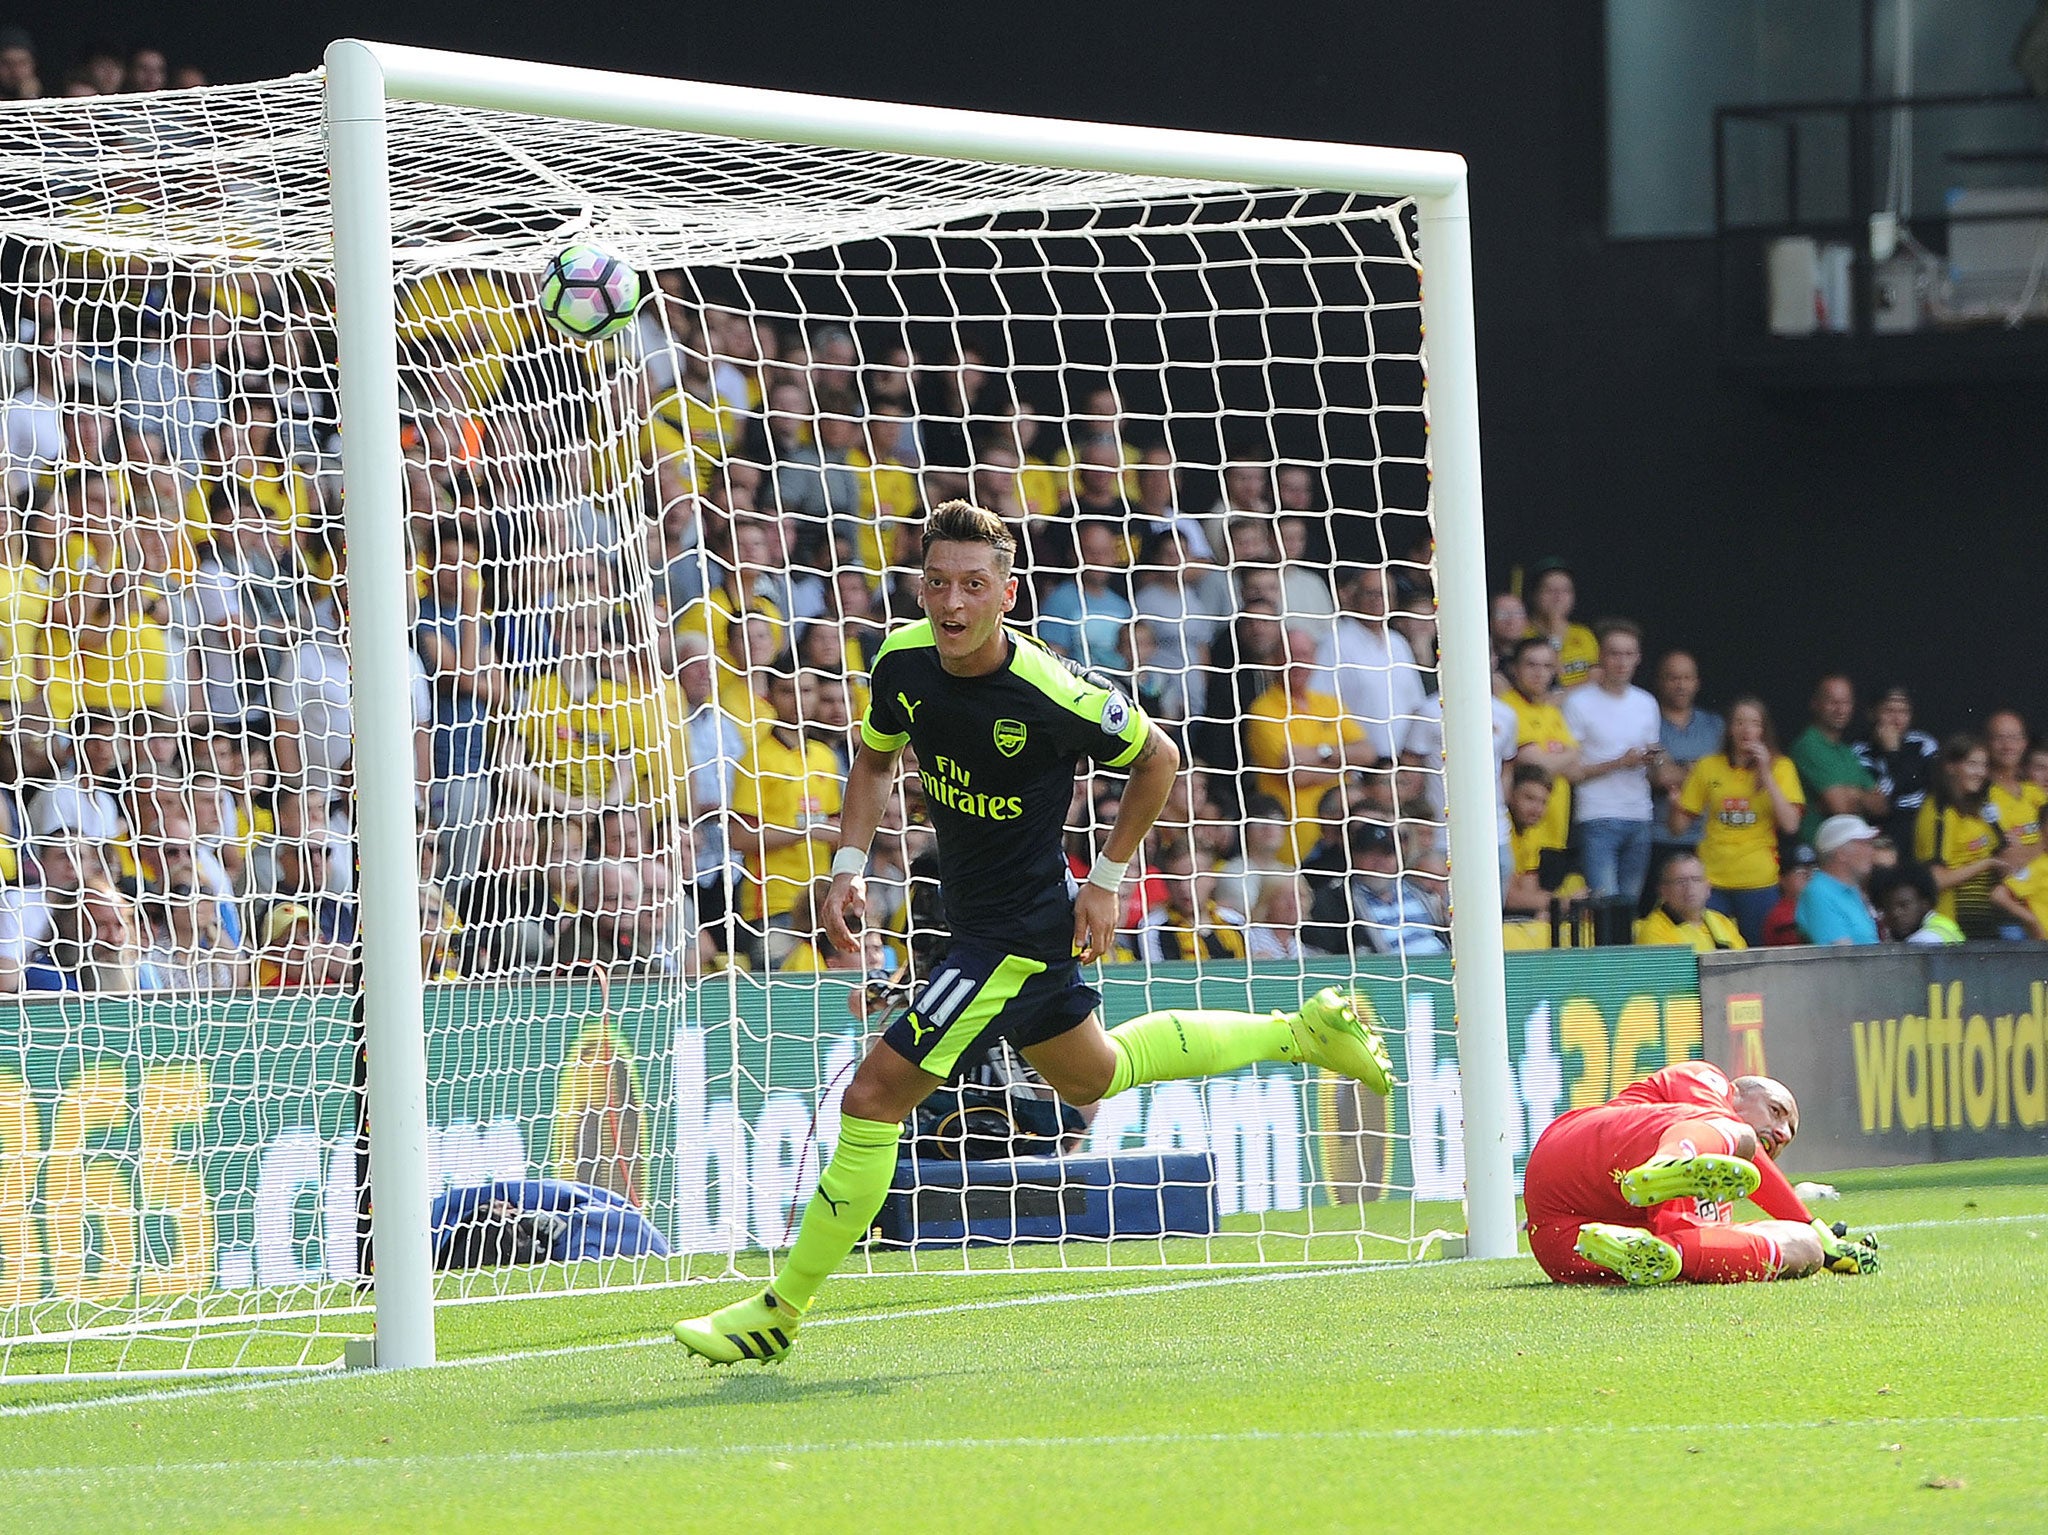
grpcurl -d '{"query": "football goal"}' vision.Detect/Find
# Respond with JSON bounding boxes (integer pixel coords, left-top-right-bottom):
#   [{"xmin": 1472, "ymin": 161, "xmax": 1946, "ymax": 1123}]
[{"xmin": 0, "ymin": 41, "xmax": 1508, "ymax": 1380}]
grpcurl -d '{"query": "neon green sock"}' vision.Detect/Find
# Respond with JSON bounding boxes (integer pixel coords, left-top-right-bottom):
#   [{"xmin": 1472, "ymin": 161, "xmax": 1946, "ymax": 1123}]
[
  {"xmin": 1103, "ymin": 1009, "xmax": 1296, "ymax": 1098},
  {"xmin": 770, "ymin": 1113, "xmax": 902, "ymax": 1313}
]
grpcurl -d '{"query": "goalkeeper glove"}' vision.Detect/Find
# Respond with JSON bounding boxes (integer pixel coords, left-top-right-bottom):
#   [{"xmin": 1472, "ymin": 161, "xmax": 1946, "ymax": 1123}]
[{"xmin": 1812, "ymin": 1219, "xmax": 1880, "ymax": 1275}]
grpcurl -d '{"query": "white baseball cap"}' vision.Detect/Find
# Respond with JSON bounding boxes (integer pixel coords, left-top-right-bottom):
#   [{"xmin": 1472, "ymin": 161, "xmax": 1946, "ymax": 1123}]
[{"xmin": 1814, "ymin": 814, "xmax": 1879, "ymax": 857}]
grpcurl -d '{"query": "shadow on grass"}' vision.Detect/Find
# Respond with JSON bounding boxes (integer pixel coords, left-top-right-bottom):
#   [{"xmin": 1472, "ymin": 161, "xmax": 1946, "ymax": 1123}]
[{"xmin": 525, "ymin": 1365, "xmax": 968, "ymax": 1421}]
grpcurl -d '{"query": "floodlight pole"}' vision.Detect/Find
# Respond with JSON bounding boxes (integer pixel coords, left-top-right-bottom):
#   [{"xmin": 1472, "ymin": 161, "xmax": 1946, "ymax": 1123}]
[{"xmin": 324, "ymin": 38, "xmax": 437, "ymax": 1371}]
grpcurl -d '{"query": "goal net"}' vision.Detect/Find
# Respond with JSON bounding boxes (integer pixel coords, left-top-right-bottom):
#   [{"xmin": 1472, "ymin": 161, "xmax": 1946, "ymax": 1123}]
[{"xmin": 0, "ymin": 53, "xmax": 1503, "ymax": 1381}]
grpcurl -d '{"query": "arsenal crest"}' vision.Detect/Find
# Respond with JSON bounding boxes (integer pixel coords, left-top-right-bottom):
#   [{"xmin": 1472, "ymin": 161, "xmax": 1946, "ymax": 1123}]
[{"xmin": 993, "ymin": 718, "xmax": 1027, "ymax": 757}]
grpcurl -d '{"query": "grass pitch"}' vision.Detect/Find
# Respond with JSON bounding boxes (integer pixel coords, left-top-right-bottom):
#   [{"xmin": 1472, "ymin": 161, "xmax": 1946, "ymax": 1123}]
[{"xmin": 2, "ymin": 1159, "xmax": 2044, "ymax": 1533}]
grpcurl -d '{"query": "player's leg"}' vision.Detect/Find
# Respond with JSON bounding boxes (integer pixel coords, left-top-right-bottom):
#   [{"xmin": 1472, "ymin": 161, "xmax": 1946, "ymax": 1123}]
[
  {"xmin": 1528, "ymin": 1217, "xmax": 1664, "ymax": 1285},
  {"xmin": 672, "ymin": 1037, "xmax": 934, "ymax": 1364},
  {"xmin": 1567, "ymin": 1221, "xmax": 1684, "ymax": 1285},
  {"xmin": 1667, "ymin": 1218, "xmax": 1823, "ymax": 1282},
  {"xmin": 1522, "ymin": 1111, "xmax": 1679, "ymax": 1286},
  {"xmin": 1021, "ymin": 987, "xmax": 1392, "ymax": 1105},
  {"xmin": 1618, "ymin": 1116, "xmax": 1762, "ymax": 1209},
  {"xmin": 676, "ymin": 942, "xmax": 1079, "ymax": 1364}
]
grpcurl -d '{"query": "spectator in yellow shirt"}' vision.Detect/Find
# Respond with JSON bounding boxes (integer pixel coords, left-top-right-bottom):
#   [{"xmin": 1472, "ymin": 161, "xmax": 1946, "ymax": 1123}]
[
  {"xmin": 731, "ymin": 653, "xmax": 843, "ymax": 951},
  {"xmin": 1984, "ymin": 709, "xmax": 2046, "ymax": 853},
  {"xmin": 1915, "ymin": 733, "xmax": 2017, "ymax": 940},
  {"xmin": 1521, "ymin": 556, "xmax": 1599, "ymax": 690},
  {"xmin": 1669, "ymin": 695, "xmax": 1803, "ymax": 944},
  {"xmin": 1994, "ymin": 839, "xmax": 2048, "ymax": 939},
  {"xmin": 1503, "ymin": 637, "xmax": 1580, "ymax": 853},
  {"xmin": 42, "ymin": 472, "xmax": 175, "ymax": 721},
  {"xmin": 499, "ymin": 599, "xmax": 635, "ymax": 816},
  {"xmin": 0, "ymin": 495, "xmax": 48, "ymax": 713},
  {"xmin": 1501, "ymin": 762, "xmax": 1592, "ymax": 947},
  {"xmin": 1243, "ymin": 628, "xmax": 1378, "ymax": 859},
  {"xmin": 179, "ymin": 394, "xmax": 313, "ymax": 550},
  {"xmin": 1504, "ymin": 763, "xmax": 1566, "ymax": 917},
  {"xmin": 672, "ymin": 515, "xmax": 783, "ymax": 663},
  {"xmin": 1136, "ymin": 842, "xmax": 1249, "ymax": 963},
  {"xmin": 1634, "ymin": 853, "xmax": 1746, "ymax": 952}
]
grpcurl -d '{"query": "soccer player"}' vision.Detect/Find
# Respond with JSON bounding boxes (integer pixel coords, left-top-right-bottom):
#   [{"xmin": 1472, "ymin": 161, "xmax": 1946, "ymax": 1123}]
[
  {"xmin": 674, "ymin": 502, "xmax": 1393, "ymax": 1363},
  {"xmin": 1522, "ymin": 1059, "xmax": 1879, "ymax": 1286}
]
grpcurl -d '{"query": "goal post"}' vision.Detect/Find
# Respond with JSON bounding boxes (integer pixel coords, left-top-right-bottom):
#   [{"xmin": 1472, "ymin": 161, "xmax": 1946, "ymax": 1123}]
[
  {"xmin": 326, "ymin": 43, "xmax": 441, "ymax": 1373},
  {"xmin": 0, "ymin": 44, "xmax": 1513, "ymax": 1385},
  {"xmin": 321, "ymin": 39, "xmax": 1515, "ymax": 1372}
]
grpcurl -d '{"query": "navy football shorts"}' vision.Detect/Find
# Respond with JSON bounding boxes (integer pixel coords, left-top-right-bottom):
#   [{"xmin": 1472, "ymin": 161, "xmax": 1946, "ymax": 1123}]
[{"xmin": 881, "ymin": 938, "xmax": 1101, "ymax": 1080}]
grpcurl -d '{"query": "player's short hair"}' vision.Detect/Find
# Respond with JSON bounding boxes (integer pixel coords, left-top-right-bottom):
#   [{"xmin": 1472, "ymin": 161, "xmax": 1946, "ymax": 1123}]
[
  {"xmin": 1732, "ymin": 1074, "xmax": 1798, "ymax": 1136},
  {"xmin": 922, "ymin": 499, "xmax": 1015, "ymax": 576},
  {"xmin": 1594, "ymin": 616, "xmax": 1641, "ymax": 646},
  {"xmin": 762, "ymin": 648, "xmax": 798, "ymax": 684},
  {"xmin": 1509, "ymin": 762, "xmax": 1553, "ymax": 791}
]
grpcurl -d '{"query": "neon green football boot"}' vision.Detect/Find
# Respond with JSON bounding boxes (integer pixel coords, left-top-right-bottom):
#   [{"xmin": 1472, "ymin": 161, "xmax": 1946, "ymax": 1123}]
[
  {"xmin": 1574, "ymin": 1223, "xmax": 1683, "ymax": 1285},
  {"xmin": 1288, "ymin": 987, "xmax": 1394, "ymax": 1096},
  {"xmin": 672, "ymin": 1288, "xmax": 804, "ymax": 1365},
  {"xmin": 1619, "ymin": 1152, "xmax": 1761, "ymax": 1210}
]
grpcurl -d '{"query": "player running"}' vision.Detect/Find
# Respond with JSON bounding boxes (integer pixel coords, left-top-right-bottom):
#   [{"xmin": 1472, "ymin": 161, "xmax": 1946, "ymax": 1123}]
[
  {"xmin": 674, "ymin": 501, "xmax": 1393, "ymax": 1363},
  {"xmin": 1523, "ymin": 1059, "xmax": 1879, "ymax": 1285}
]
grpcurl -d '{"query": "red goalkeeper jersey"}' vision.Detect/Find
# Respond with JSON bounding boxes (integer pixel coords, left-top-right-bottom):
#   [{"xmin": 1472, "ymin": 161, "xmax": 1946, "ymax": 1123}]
[
  {"xmin": 1524, "ymin": 1061, "xmax": 1811, "ymax": 1229},
  {"xmin": 1611, "ymin": 1061, "xmax": 1742, "ymax": 1113}
]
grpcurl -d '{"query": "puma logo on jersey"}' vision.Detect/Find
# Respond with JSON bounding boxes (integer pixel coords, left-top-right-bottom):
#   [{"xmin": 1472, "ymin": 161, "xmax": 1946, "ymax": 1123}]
[
  {"xmin": 908, "ymin": 1012, "xmax": 938, "ymax": 1044},
  {"xmin": 898, "ymin": 693, "xmax": 922, "ymax": 723}
]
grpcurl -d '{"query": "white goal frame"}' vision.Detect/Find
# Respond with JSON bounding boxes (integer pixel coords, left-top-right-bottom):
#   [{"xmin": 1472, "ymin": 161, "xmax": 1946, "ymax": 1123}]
[{"xmin": 322, "ymin": 38, "xmax": 1513, "ymax": 1372}]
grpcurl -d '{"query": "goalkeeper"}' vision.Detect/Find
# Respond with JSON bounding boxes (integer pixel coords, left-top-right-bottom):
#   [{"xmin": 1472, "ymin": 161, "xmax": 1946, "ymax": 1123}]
[
  {"xmin": 675, "ymin": 502, "xmax": 1393, "ymax": 1364},
  {"xmin": 1523, "ymin": 1060, "xmax": 1878, "ymax": 1285}
]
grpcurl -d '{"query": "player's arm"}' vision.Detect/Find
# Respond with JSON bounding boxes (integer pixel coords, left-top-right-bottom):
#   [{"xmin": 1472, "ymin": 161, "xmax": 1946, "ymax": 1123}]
[
  {"xmin": 1745, "ymin": 1145, "xmax": 1814, "ymax": 1223},
  {"xmin": 1073, "ymin": 721, "xmax": 1178, "ymax": 963},
  {"xmin": 821, "ymin": 739, "xmax": 902, "ymax": 954},
  {"xmin": 1993, "ymin": 881, "xmax": 2046, "ymax": 939}
]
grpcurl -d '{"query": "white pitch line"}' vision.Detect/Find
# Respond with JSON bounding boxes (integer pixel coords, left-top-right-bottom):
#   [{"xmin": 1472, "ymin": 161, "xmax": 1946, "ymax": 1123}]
[
  {"xmin": 4, "ymin": 1412, "xmax": 2047, "ymax": 1481},
  {"xmin": 1866, "ymin": 1211, "xmax": 2047, "ymax": 1232},
  {"xmin": 1, "ymin": 1208, "xmax": 2039, "ymax": 1424},
  {"xmin": 0, "ymin": 1264, "xmax": 1391, "ymax": 1422}
]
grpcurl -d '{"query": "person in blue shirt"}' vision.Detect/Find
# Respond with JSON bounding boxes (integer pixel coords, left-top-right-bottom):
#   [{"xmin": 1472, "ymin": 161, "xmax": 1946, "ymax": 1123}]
[
  {"xmin": 1036, "ymin": 519, "xmax": 1133, "ymax": 671},
  {"xmin": 1796, "ymin": 815, "xmax": 1881, "ymax": 945},
  {"xmin": 1306, "ymin": 820, "xmax": 1448, "ymax": 958}
]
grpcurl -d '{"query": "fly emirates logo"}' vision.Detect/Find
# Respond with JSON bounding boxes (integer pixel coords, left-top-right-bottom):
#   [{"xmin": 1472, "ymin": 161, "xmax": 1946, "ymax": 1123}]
[{"xmin": 919, "ymin": 754, "xmax": 1024, "ymax": 821}]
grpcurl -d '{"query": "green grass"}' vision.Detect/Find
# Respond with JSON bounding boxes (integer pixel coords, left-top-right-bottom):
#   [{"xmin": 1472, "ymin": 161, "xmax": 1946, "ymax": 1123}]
[{"xmin": 1, "ymin": 1161, "xmax": 2044, "ymax": 1533}]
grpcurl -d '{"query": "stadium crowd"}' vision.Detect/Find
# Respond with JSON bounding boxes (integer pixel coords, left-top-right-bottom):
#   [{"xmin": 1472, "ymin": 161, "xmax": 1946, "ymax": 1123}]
[
  {"xmin": 1, "ymin": 55, "xmax": 2043, "ymax": 993},
  {"xmin": 0, "ymin": 31, "xmax": 208, "ymax": 100}
]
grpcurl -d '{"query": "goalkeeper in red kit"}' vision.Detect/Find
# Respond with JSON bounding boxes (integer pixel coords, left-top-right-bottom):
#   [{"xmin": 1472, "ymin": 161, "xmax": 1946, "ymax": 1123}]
[{"xmin": 1523, "ymin": 1061, "xmax": 1880, "ymax": 1285}]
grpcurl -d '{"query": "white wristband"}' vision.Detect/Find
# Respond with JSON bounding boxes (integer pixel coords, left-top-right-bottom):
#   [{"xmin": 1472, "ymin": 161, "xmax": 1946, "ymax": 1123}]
[
  {"xmin": 831, "ymin": 847, "xmax": 868, "ymax": 879},
  {"xmin": 1086, "ymin": 852, "xmax": 1132, "ymax": 892}
]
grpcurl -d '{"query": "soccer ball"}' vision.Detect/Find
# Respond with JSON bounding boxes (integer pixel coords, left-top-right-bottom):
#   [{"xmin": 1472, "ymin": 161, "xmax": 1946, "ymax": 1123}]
[{"xmin": 538, "ymin": 244, "xmax": 642, "ymax": 342}]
